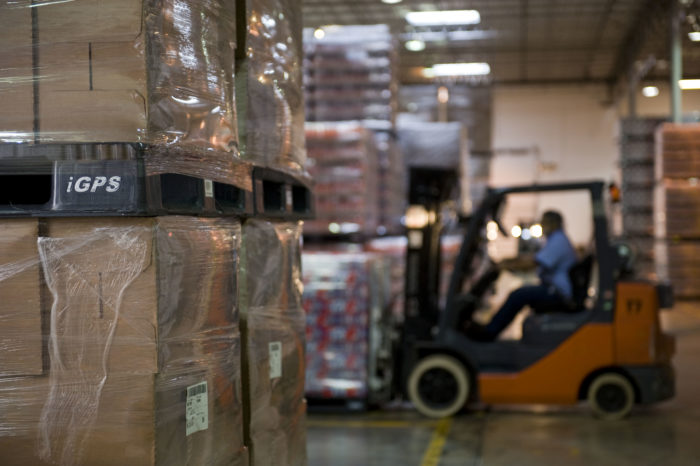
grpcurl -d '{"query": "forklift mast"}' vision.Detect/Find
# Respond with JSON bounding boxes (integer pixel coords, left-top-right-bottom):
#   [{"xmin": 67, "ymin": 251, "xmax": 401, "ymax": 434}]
[{"xmin": 403, "ymin": 167, "xmax": 458, "ymax": 340}]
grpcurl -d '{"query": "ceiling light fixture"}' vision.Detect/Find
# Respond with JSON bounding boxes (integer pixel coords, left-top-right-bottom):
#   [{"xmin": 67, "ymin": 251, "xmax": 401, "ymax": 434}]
[
  {"xmin": 642, "ymin": 86, "xmax": 659, "ymax": 97},
  {"xmin": 405, "ymin": 9, "xmax": 480, "ymax": 26},
  {"xmin": 424, "ymin": 62, "xmax": 491, "ymax": 77},
  {"xmin": 405, "ymin": 39, "xmax": 426, "ymax": 51},
  {"xmin": 381, "ymin": 0, "xmax": 402, "ymax": 3},
  {"xmin": 679, "ymin": 79, "xmax": 700, "ymax": 89},
  {"xmin": 313, "ymin": 28, "xmax": 325, "ymax": 39},
  {"xmin": 689, "ymin": 31, "xmax": 700, "ymax": 41}
]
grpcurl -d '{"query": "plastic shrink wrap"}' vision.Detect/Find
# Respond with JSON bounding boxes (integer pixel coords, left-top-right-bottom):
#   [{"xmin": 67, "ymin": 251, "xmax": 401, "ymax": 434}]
[
  {"xmin": 239, "ymin": 219, "xmax": 306, "ymax": 466},
  {"xmin": 0, "ymin": 216, "xmax": 247, "ymax": 466},
  {"xmin": 302, "ymin": 251, "xmax": 394, "ymax": 402},
  {"xmin": 0, "ymin": 0, "xmax": 242, "ymax": 185},
  {"xmin": 304, "ymin": 122, "xmax": 379, "ymax": 236},
  {"xmin": 236, "ymin": 0, "xmax": 306, "ymax": 174}
]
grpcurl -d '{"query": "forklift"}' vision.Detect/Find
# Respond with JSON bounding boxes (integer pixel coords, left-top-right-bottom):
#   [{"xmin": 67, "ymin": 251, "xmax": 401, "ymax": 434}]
[{"xmin": 398, "ymin": 169, "xmax": 675, "ymax": 420}]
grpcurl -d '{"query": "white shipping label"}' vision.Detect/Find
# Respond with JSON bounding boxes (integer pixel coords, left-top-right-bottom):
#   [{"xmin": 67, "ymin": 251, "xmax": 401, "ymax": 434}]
[
  {"xmin": 269, "ymin": 341, "xmax": 282, "ymax": 379},
  {"xmin": 185, "ymin": 381, "xmax": 208, "ymax": 436},
  {"xmin": 204, "ymin": 179, "xmax": 214, "ymax": 198}
]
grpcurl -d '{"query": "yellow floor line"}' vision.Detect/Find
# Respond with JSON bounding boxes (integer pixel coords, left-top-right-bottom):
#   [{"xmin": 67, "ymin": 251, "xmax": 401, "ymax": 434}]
[
  {"xmin": 307, "ymin": 419, "xmax": 438, "ymax": 429},
  {"xmin": 420, "ymin": 417, "xmax": 452, "ymax": 466}
]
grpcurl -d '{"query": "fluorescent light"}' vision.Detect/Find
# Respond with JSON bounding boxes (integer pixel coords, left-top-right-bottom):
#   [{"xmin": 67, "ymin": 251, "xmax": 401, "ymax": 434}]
[
  {"xmin": 406, "ymin": 9, "xmax": 480, "ymax": 26},
  {"xmin": 642, "ymin": 86, "xmax": 659, "ymax": 97},
  {"xmin": 313, "ymin": 28, "xmax": 325, "ymax": 39},
  {"xmin": 427, "ymin": 62, "xmax": 491, "ymax": 77},
  {"xmin": 689, "ymin": 31, "xmax": 700, "ymax": 41},
  {"xmin": 680, "ymin": 79, "xmax": 700, "ymax": 90},
  {"xmin": 405, "ymin": 39, "xmax": 426, "ymax": 52},
  {"xmin": 381, "ymin": 0, "xmax": 402, "ymax": 3}
]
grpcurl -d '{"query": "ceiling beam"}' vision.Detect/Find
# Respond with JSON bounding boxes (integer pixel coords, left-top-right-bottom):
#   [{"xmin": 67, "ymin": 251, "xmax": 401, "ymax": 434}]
[
  {"xmin": 584, "ymin": 0, "xmax": 616, "ymax": 80},
  {"xmin": 607, "ymin": 0, "xmax": 673, "ymax": 99}
]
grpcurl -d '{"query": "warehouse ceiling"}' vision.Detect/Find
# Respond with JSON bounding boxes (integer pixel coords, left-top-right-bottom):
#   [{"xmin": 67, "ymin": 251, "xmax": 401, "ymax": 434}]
[{"xmin": 302, "ymin": 0, "xmax": 700, "ymax": 90}]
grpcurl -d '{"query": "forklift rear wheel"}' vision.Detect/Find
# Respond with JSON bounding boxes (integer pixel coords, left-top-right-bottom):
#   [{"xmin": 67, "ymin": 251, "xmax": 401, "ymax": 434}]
[
  {"xmin": 588, "ymin": 373, "xmax": 635, "ymax": 420},
  {"xmin": 408, "ymin": 354, "xmax": 470, "ymax": 418}
]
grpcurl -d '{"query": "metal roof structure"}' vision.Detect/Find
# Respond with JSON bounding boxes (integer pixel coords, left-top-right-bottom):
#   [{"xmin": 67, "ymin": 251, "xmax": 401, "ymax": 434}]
[{"xmin": 302, "ymin": 0, "xmax": 700, "ymax": 89}]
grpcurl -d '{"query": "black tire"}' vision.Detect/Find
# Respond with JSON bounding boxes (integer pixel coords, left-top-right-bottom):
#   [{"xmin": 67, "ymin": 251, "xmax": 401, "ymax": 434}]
[
  {"xmin": 587, "ymin": 373, "xmax": 635, "ymax": 420},
  {"xmin": 407, "ymin": 354, "xmax": 470, "ymax": 418}
]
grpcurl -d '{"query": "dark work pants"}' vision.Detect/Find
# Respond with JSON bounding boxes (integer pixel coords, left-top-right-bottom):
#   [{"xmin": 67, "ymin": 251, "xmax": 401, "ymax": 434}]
[{"xmin": 484, "ymin": 285, "xmax": 566, "ymax": 336}]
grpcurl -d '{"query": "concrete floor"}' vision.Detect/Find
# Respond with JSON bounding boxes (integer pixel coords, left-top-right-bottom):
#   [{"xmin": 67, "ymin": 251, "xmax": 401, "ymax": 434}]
[{"xmin": 307, "ymin": 303, "xmax": 700, "ymax": 465}]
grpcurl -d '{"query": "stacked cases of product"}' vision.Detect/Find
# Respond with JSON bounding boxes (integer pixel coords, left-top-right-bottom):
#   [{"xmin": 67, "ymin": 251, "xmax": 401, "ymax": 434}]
[
  {"xmin": 654, "ymin": 123, "xmax": 700, "ymax": 299},
  {"xmin": 397, "ymin": 120, "xmax": 471, "ymax": 215},
  {"xmin": 0, "ymin": 0, "xmax": 308, "ymax": 464},
  {"xmin": 398, "ymin": 85, "xmax": 493, "ymax": 209},
  {"xmin": 619, "ymin": 118, "xmax": 666, "ymax": 280},
  {"xmin": 303, "ymin": 25, "xmax": 405, "ymax": 236},
  {"xmin": 302, "ymin": 251, "xmax": 395, "ymax": 404},
  {"xmin": 304, "ymin": 122, "xmax": 379, "ymax": 236}
]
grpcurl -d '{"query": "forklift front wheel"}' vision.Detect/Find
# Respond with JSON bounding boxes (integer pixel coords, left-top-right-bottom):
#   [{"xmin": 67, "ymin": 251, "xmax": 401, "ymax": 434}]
[
  {"xmin": 407, "ymin": 354, "xmax": 470, "ymax": 418},
  {"xmin": 587, "ymin": 373, "xmax": 635, "ymax": 420}
]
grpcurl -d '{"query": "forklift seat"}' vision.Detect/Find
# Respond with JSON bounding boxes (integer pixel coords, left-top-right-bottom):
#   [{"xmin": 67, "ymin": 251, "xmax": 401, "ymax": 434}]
[{"xmin": 521, "ymin": 254, "xmax": 595, "ymax": 346}]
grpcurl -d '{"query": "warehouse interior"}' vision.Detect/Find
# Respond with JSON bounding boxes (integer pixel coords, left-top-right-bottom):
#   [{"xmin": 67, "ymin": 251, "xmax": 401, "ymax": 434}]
[{"xmin": 2, "ymin": 0, "xmax": 700, "ymax": 465}]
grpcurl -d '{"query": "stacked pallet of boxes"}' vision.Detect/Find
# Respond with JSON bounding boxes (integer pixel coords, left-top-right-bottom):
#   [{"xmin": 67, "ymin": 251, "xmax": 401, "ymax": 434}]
[
  {"xmin": 236, "ymin": 0, "xmax": 308, "ymax": 463},
  {"xmin": 619, "ymin": 118, "xmax": 666, "ymax": 280},
  {"xmin": 0, "ymin": 0, "xmax": 309, "ymax": 464},
  {"xmin": 303, "ymin": 25, "xmax": 405, "ymax": 235},
  {"xmin": 398, "ymin": 85, "xmax": 493, "ymax": 209},
  {"xmin": 301, "ymin": 25, "xmax": 401, "ymax": 406},
  {"xmin": 304, "ymin": 122, "xmax": 379, "ymax": 236},
  {"xmin": 654, "ymin": 123, "xmax": 700, "ymax": 299},
  {"xmin": 302, "ymin": 251, "xmax": 394, "ymax": 405}
]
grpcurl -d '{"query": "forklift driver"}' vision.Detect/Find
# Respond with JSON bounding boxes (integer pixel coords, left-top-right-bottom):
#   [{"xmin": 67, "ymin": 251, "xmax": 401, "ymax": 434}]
[{"xmin": 465, "ymin": 210, "xmax": 578, "ymax": 342}]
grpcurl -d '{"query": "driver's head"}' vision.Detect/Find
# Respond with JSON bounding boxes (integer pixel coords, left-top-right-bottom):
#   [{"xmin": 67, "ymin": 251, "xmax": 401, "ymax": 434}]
[{"xmin": 541, "ymin": 210, "xmax": 563, "ymax": 236}]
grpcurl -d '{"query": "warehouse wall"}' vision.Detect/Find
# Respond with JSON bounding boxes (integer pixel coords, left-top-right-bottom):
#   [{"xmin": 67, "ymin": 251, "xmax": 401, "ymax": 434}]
[
  {"xmin": 490, "ymin": 84, "xmax": 618, "ymax": 248},
  {"xmin": 619, "ymin": 83, "xmax": 700, "ymax": 118}
]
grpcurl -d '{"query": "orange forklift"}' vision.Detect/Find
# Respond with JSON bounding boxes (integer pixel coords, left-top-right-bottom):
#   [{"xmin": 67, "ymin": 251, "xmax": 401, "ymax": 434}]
[{"xmin": 398, "ymin": 178, "xmax": 675, "ymax": 420}]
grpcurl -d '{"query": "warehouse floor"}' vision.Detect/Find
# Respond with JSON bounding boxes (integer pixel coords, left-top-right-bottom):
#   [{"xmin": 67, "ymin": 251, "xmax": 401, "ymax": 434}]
[{"xmin": 307, "ymin": 303, "xmax": 700, "ymax": 465}]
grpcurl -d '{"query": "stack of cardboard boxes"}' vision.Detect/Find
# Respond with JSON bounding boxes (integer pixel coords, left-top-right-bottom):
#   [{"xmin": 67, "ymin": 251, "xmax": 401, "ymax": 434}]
[
  {"xmin": 0, "ymin": 0, "xmax": 308, "ymax": 465},
  {"xmin": 655, "ymin": 123, "xmax": 700, "ymax": 299}
]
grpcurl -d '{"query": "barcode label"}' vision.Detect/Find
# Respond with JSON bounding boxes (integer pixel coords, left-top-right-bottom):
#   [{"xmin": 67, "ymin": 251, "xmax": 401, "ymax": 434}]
[
  {"xmin": 204, "ymin": 179, "xmax": 214, "ymax": 198},
  {"xmin": 185, "ymin": 381, "xmax": 208, "ymax": 436},
  {"xmin": 269, "ymin": 341, "xmax": 282, "ymax": 379},
  {"xmin": 188, "ymin": 383, "xmax": 207, "ymax": 397}
]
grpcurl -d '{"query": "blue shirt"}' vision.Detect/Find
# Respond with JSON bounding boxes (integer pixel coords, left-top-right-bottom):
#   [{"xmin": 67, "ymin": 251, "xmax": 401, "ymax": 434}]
[{"xmin": 535, "ymin": 229, "xmax": 577, "ymax": 298}]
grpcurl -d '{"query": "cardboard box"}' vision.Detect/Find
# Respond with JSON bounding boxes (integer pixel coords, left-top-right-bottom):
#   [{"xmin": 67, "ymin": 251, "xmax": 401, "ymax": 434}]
[
  {"xmin": 0, "ymin": 219, "xmax": 43, "ymax": 377},
  {"xmin": 240, "ymin": 220, "xmax": 307, "ymax": 466},
  {"xmin": 0, "ymin": 6, "xmax": 34, "ymax": 139},
  {"xmin": 0, "ymin": 216, "xmax": 246, "ymax": 465},
  {"xmin": 0, "ymin": 370, "xmax": 247, "ymax": 466},
  {"xmin": 32, "ymin": 0, "xmax": 236, "ymax": 150},
  {"xmin": 36, "ymin": 0, "xmax": 143, "ymax": 44}
]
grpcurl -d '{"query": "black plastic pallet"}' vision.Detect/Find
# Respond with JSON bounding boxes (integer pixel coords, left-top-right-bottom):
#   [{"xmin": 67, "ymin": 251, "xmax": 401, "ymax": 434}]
[
  {"xmin": 252, "ymin": 167, "xmax": 314, "ymax": 220},
  {"xmin": 0, "ymin": 158, "xmax": 253, "ymax": 217},
  {"xmin": 0, "ymin": 143, "xmax": 314, "ymax": 220}
]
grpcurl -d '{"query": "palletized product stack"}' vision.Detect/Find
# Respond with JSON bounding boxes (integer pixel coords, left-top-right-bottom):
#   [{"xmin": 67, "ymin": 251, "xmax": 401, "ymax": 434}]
[
  {"xmin": 303, "ymin": 25, "xmax": 398, "ymax": 125},
  {"xmin": 619, "ymin": 118, "xmax": 666, "ymax": 280},
  {"xmin": 303, "ymin": 25, "xmax": 405, "ymax": 235},
  {"xmin": 239, "ymin": 220, "xmax": 306, "ymax": 466},
  {"xmin": 304, "ymin": 122, "xmax": 380, "ymax": 236},
  {"xmin": 655, "ymin": 123, "xmax": 700, "ymax": 299},
  {"xmin": 0, "ymin": 0, "xmax": 310, "ymax": 464},
  {"xmin": 397, "ymin": 120, "xmax": 471, "ymax": 214},
  {"xmin": 302, "ymin": 252, "xmax": 394, "ymax": 405}
]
